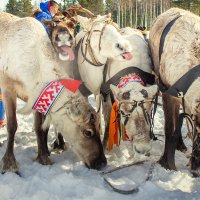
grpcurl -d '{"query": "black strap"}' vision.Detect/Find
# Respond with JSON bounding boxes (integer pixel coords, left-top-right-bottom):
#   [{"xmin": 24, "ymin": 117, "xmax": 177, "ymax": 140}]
[
  {"xmin": 150, "ymin": 93, "xmax": 159, "ymax": 140},
  {"xmin": 159, "ymin": 16, "xmax": 181, "ymax": 61},
  {"xmin": 158, "ymin": 15, "xmax": 200, "ymax": 97},
  {"xmin": 103, "ymin": 62, "xmax": 109, "ymax": 84},
  {"xmin": 101, "ymin": 62, "xmax": 110, "ymax": 101},
  {"xmin": 158, "ymin": 15, "xmax": 181, "ymax": 92},
  {"xmin": 73, "ymin": 39, "xmax": 92, "ymax": 97},
  {"xmin": 165, "ymin": 65, "xmax": 200, "ymax": 97}
]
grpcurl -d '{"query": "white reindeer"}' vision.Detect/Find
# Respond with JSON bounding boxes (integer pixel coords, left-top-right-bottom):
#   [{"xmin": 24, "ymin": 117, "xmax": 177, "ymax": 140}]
[
  {"xmin": 68, "ymin": 9, "xmax": 158, "ymax": 154},
  {"xmin": 149, "ymin": 8, "xmax": 200, "ymax": 176},
  {"xmin": 0, "ymin": 12, "xmax": 106, "ymax": 173}
]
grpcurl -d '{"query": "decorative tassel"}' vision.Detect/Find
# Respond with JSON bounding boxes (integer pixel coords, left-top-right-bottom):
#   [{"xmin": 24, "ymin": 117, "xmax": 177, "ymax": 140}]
[
  {"xmin": 108, "ymin": 102, "xmax": 119, "ymax": 150},
  {"xmin": 108, "ymin": 102, "xmax": 130, "ymax": 151}
]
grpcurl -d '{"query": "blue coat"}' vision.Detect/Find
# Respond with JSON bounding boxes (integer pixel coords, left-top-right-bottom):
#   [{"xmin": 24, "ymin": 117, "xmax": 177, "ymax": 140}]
[
  {"xmin": 0, "ymin": 89, "xmax": 5, "ymax": 122},
  {"xmin": 36, "ymin": 1, "xmax": 52, "ymax": 32}
]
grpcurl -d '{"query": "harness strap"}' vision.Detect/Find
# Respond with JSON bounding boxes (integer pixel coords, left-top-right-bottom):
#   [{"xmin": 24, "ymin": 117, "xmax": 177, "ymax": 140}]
[
  {"xmin": 158, "ymin": 15, "xmax": 181, "ymax": 92},
  {"xmin": 150, "ymin": 93, "xmax": 159, "ymax": 140},
  {"xmin": 80, "ymin": 35, "xmax": 104, "ymax": 67},
  {"xmin": 98, "ymin": 19, "xmax": 120, "ymax": 52},
  {"xmin": 99, "ymin": 24, "xmax": 107, "ymax": 52},
  {"xmin": 165, "ymin": 65, "xmax": 200, "ymax": 97},
  {"xmin": 158, "ymin": 15, "xmax": 199, "ymax": 142},
  {"xmin": 159, "ymin": 15, "xmax": 181, "ymax": 61},
  {"xmin": 73, "ymin": 39, "xmax": 92, "ymax": 97}
]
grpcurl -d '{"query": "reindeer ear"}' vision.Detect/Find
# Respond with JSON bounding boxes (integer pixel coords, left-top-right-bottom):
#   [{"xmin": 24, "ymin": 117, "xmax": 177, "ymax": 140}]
[{"xmin": 42, "ymin": 18, "xmax": 56, "ymax": 28}]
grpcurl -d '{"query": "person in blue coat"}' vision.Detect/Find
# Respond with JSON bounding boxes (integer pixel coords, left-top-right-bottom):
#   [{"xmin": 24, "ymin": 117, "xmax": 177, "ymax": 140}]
[
  {"xmin": 35, "ymin": 0, "xmax": 59, "ymax": 32},
  {"xmin": 0, "ymin": 88, "xmax": 5, "ymax": 128}
]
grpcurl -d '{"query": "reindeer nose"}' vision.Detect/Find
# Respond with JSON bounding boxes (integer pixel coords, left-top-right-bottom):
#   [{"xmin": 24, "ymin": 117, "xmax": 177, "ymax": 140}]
[
  {"xmin": 134, "ymin": 143, "xmax": 152, "ymax": 155},
  {"xmin": 93, "ymin": 156, "xmax": 107, "ymax": 170},
  {"xmin": 91, "ymin": 153, "xmax": 107, "ymax": 170}
]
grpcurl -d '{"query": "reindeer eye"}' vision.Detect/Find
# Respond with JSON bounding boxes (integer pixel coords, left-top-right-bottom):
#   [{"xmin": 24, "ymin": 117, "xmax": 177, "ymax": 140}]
[
  {"xmin": 83, "ymin": 129, "xmax": 94, "ymax": 138},
  {"xmin": 140, "ymin": 89, "xmax": 148, "ymax": 98},
  {"xmin": 122, "ymin": 91, "xmax": 130, "ymax": 99}
]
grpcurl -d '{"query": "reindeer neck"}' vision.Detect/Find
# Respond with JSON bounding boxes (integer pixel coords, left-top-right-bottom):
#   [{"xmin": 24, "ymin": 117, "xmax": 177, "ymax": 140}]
[{"xmin": 74, "ymin": 31, "xmax": 107, "ymax": 94}]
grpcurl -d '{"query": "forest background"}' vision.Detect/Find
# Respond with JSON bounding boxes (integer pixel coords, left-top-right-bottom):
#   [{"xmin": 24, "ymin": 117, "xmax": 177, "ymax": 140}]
[{"xmin": 4, "ymin": 0, "xmax": 200, "ymax": 29}]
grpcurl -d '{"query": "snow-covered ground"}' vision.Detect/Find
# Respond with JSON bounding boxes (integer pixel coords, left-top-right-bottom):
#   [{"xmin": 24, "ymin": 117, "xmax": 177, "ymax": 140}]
[{"xmin": 0, "ymin": 97, "xmax": 200, "ymax": 200}]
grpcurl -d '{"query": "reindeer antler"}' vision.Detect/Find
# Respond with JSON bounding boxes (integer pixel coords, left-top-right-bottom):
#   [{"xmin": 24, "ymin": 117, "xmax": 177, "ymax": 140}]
[{"xmin": 68, "ymin": 5, "xmax": 97, "ymax": 19}]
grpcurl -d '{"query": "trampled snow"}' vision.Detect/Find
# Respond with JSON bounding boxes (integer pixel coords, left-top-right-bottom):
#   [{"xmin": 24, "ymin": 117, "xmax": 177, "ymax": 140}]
[{"xmin": 0, "ymin": 97, "xmax": 200, "ymax": 200}]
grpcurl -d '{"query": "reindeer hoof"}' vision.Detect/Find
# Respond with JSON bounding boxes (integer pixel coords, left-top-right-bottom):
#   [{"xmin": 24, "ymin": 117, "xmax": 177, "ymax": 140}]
[
  {"xmin": 35, "ymin": 155, "xmax": 53, "ymax": 165},
  {"xmin": 0, "ymin": 157, "xmax": 19, "ymax": 173},
  {"xmin": 158, "ymin": 156, "xmax": 177, "ymax": 171},
  {"xmin": 191, "ymin": 170, "xmax": 200, "ymax": 177},
  {"xmin": 190, "ymin": 157, "xmax": 200, "ymax": 177}
]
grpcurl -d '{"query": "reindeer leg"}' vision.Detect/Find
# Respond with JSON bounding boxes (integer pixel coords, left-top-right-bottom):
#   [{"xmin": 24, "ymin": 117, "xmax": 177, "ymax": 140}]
[
  {"xmin": 176, "ymin": 134, "xmax": 187, "ymax": 153},
  {"xmin": 190, "ymin": 121, "xmax": 200, "ymax": 177},
  {"xmin": 102, "ymin": 96, "xmax": 112, "ymax": 150},
  {"xmin": 34, "ymin": 112, "xmax": 52, "ymax": 165},
  {"xmin": 173, "ymin": 103, "xmax": 187, "ymax": 153},
  {"xmin": 159, "ymin": 93, "xmax": 179, "ymax": 170},
  {"xmin": 0, "ymin": 90, "xmax": 18, "ymax": 173},
  {"xmin": 42, "ymin": 117, "xmax": 50, "ymax": 156}
]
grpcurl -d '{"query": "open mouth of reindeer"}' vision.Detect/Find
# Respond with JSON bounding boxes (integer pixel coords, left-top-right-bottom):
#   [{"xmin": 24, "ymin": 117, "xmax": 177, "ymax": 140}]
[
  {"xmin": 55, "ymin": 33, "xmax": 75, "ymax": 61},
  {"xmin": 57, "ymin": 45, "xmax": 75, "ymax": 60},
  {"xmin": 115, "ymin": 43, "xmax": 133, "ymax": 60},
  {"xmin": 121, "ymin": 52, "xmax": 133, "ymax": 60}
]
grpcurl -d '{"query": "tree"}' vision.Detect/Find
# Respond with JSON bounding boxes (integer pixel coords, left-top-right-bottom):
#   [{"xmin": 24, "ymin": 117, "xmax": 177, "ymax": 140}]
[
  {"xmin": 62, "ymin": 0, "xmax": 79, "ymax": 9},
  {"xmin": 18, "ymin": 0, "xmax": 33, "ymax": 17},
  {"xmin": 6, "ymin": 0, "xmax": 33, "ymax": 17},
  {"xmin": 6, "ymin": 0, "xmax": 18, "ymax": 15},
  {"xmin": 172, "ymin": 0, "xmax": 200, "ymax": 15},
  {"xmin": 104, "ymin": 0, "xmax": 173, "ymax": 29},
  {"xmin": 78, "ymin": 0, "xmax": 104, "ymax": 15}
]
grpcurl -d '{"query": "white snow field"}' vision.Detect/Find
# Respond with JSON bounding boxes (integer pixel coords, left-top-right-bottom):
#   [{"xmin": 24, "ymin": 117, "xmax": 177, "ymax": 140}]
[{"xmin": 0, "ymin": 96, "xmax": 200, "ymax": 200}]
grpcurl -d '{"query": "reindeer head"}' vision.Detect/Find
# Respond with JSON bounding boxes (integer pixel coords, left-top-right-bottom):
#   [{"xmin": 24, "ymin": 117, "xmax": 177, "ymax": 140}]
[
  {"xmin": 43, "ymin": 92, "xmax": 107, "ymax": 170},
  {"xmin": 111, "ymin": 80, "xmax": 158, "ymax": 155},
  {"xmin": 43, "ymin": 15, "xmax": 77, "ymax": 61}
]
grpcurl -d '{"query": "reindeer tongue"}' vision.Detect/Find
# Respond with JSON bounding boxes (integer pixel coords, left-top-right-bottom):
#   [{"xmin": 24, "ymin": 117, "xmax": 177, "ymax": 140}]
[
  {"xmin": 60, "ymin": 46, "xmax": 75, "ymax": 61},
  {"xmin": 122, "ymin": 52, "xmax": 133, "ymax": 60}
]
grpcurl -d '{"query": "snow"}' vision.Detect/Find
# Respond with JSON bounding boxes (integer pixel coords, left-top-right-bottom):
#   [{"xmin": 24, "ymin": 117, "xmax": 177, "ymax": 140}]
[{"xmin": 0, "ymin": 97, "xmax": 200, "ymax": 200}]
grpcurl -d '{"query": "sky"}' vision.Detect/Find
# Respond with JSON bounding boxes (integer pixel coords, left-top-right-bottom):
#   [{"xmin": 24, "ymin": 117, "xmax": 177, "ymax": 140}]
[{"xmin": 0, "ymin": 0, "xmax": 8, "ymax": 10}]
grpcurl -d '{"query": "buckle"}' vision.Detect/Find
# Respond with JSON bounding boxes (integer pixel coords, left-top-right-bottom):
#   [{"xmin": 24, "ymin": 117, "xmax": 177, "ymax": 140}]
[{"xmin": 178, "ymin": 91, "xmax": 184, "ymax": 98}]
